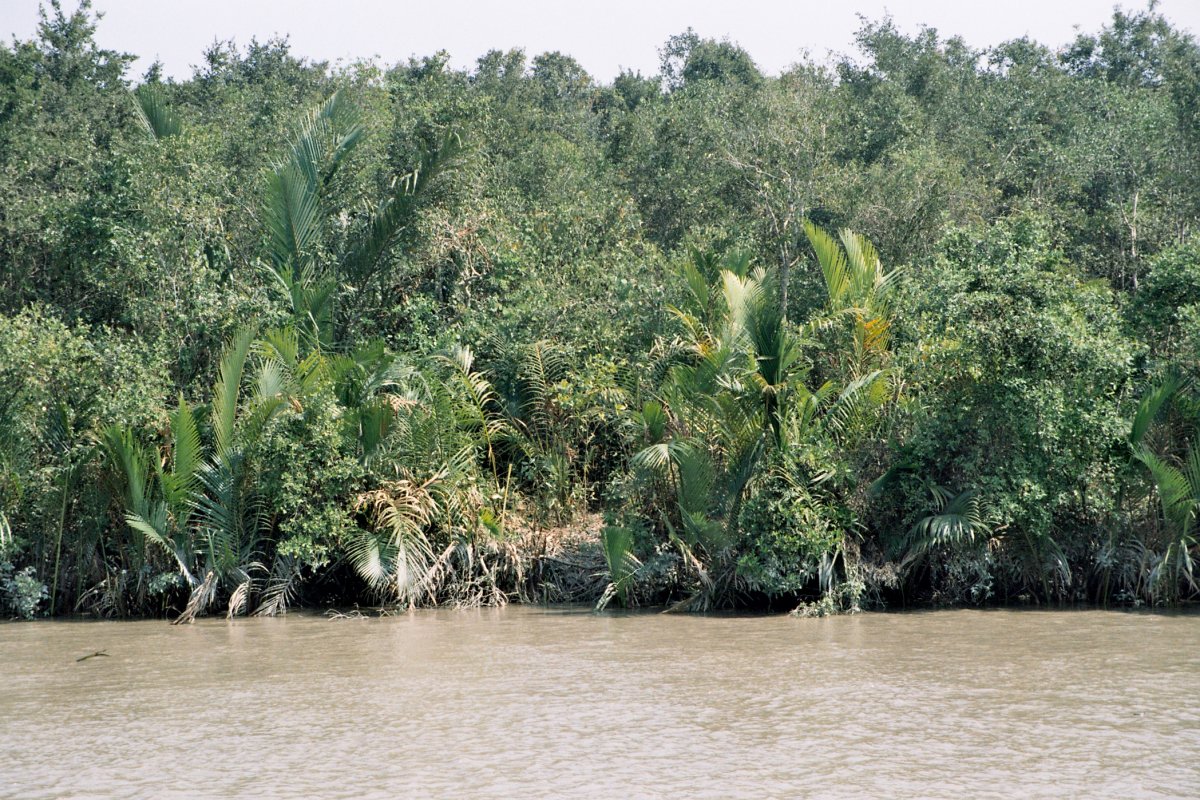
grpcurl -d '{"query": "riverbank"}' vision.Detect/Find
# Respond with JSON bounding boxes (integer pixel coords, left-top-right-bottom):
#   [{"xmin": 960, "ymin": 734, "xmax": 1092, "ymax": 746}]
[{"xmin": 4, "ymin": 508, "xmax": 1192, "ymax": 622}]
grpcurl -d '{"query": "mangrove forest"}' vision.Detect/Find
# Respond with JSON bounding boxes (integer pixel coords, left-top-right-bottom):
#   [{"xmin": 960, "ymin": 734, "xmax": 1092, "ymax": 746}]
[{"xmin": 1, "ymin": 1, "xmax": 1199, "ymax": 621}]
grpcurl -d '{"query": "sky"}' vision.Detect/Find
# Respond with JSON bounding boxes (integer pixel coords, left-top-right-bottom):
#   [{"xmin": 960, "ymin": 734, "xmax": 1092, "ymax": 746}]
[{"xmin": 2, "ymin": 0, "xmax": 1198, "ymax": 81}]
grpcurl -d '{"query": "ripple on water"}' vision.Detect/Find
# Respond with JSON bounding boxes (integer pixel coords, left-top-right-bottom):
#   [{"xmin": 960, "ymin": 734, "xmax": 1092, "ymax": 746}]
[{"xmin": 1, "ymin": 608, "xmax": 1198, "ymax": 799}]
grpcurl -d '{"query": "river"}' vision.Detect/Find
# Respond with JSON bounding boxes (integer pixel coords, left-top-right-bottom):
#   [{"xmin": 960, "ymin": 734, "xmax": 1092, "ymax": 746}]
[{"xmin": 1, "ymin": 607, "xmax": 1198, "ymax": 799}]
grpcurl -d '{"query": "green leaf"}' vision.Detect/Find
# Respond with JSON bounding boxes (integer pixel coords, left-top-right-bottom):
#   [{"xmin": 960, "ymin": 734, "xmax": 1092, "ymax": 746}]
[
  {"xmin": 132, "ymin": 86, "xmax": 181, "ymax": 140},
  {"xmin": 213, "ymin": 327, "xmax": 257, "ymax": 461}
]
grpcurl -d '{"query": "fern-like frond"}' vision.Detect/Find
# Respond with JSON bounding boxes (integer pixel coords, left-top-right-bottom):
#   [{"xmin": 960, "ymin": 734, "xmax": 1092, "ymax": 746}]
[
  {"xmin": 517, "ymin": 340, "xmax": 568, "ymax": 438},
  {"xmin": 346, "ymin": 526, "xmax": 392, "ymax": 592},
  {"xmin": 101, "ymin": 425, "xmax": 151, "ymax": 517},
  {"xmin": 632, "ymin": 437, "xmax": 696, "ymax": 475},
  {"xmin": 1136, "ymin": 448, "xmax": 1196, "ymax": 541},
  {"xmin": 1130, "ymin": 373, "xmax": 1182, "ymax": 449},
  {"xmin": 902, "ymin": 487, "xmax": 991, "ymax": 565},
  {"xmin": 635, "ymin": 401, "xmax": 669, "ymax": 444},
  {"xmin": 353, "ymin": 480, "xmax": 440, "ymax": 605},
  {"xmin": 804, "ymin": 219, "xmax": 849, "ymax": 310},
  {"xmin": 342, "ymin": 132, "xmax": 462, "ymax": 285},
  {"xmin": 213, "ymin": 327, "xmax": 257, "ymax": 461},
  {"xmin": 254, "ymin": 555, "xmax": 304, "ymax": 617},
  {"xmin": 132, "ymin": 85, "xmax": 181, "ymax": 140},
  {"xmin": 263, "ymin": 165, "xmax": 322, "ymax": 280},
  {"xmin": 162, "ymin": 394, "xmax": 201, "ymax": 512},
  {"xmin": 720, "ymin": 269, "xmax": 763, "ymax": 333},
  {"xmin": 598, "ymin": 525, "xmax": 641, "ymax": 609}
]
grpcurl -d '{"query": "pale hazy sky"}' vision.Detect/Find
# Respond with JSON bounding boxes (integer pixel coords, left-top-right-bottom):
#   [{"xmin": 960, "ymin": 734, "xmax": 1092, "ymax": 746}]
[{"xmin": 2, "ymin": 1, "xmax": 1198, "ymax": 81}]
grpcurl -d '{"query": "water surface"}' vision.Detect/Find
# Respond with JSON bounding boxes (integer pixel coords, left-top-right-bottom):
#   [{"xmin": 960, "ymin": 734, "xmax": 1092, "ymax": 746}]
[{"xmin": 2, "ymin": 607, "xmax": 1198, "ymax": 799}]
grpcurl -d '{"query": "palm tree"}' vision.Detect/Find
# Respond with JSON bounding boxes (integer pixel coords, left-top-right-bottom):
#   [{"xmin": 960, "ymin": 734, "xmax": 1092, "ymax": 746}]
[
  {"xmin": 1128, "ymin": 375, "xmax": 1199, "ymax": 601},
  {"xmin": 637, "ymin": 228, "xmax": 898, "ymax": 608},
  {"xmin": 345, "ymin": 354, "xmax": 520, "ymax": 608},
  {"xmin": 597, "ymin": 525, "xmax": 641, "ymax": 610},
  {"xmin": 105, "ymin": 326, "xmax": 297, "ymax": 621},
  {"xmin": 802, "ymin": 220, "xmax": 901, "ymax": 379},
  {"xmin": 261, "ymin": 92, "xmax": 461, "ymax": 350}
]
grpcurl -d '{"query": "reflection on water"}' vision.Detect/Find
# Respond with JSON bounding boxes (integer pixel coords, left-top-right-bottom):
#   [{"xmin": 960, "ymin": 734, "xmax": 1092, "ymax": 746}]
[{"xmin": 1, "ymin": 608, "xmax": 1198, "ymax": 799}]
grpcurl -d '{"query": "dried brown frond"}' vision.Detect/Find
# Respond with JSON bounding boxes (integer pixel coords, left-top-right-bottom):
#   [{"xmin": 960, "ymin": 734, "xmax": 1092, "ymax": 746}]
[{"xmin": 173, "ymin": 570, "xmax": 217, "ymax": 625}]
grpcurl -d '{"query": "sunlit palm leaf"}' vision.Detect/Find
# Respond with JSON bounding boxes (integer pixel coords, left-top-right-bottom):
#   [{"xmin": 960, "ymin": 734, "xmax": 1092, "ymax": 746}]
[
  {"xmin": 598, "ymin": 525, "xmax": 641, "ymax": 608},
  {"xmin": 132, "ymin": 85, "xmax": 181, "ymax": 140},
  {"xmin": 804, "ymin": 219, "xmax": 849, "ymax": 309},
  {"xmin": 213, "ymin": 327, "xmax": 256, "ymax": 461},
  {"xmin": 161, "ymin": 394, "xmax": 201, "ymax": 512}
]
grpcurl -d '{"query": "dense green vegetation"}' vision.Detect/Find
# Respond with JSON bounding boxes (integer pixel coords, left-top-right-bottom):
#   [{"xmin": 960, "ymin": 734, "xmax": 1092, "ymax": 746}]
[{"xmin": 1, "ymin": 1, "xmax": 1198, "ymax": 619}]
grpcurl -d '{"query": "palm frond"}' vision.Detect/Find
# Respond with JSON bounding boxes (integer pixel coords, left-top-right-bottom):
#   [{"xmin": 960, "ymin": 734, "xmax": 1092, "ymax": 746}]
[
  {"xmin": 720, "ymin": 269, "xmax": 763, "ymax": 332},
  {"xmin": 345, "ymin": 526, "xmax": 393, "ymax": 592},
  {"xmin": 263, "ymin": 165, "xmax": 322, "ymax": 281},
  {"xmin": 439, "ymin": 344, "xmax": 507, "ymax": 477},
  {"xmin": 254, "ymin": 555, "xmax": 304, "ymax": 617},
  {"xmin": 598, "ymin": 525, "xmax": 641, "ymax": 609},
  {"xmin": 288, "ymin": 90, "xmax": 364, "ymax": 192},
  {"xmin": 840, "ymin": 228, "xmax": 879, "ymax": 301},
  {"xmin": 1136, "ymin": 447, "xmax": 1196, "ymax": 541},
  {"xmin": 191, "ymin": 457, "xmax": 244, "ymax": 574},
  {"xmin": 723, "ymin": 248, "xmax": 754, "ymax": 279},
  {"xmin": 101, "ymin": 425, "xmax": 151, "ymax": 518},
  {"xmin": 632, "ymin": 438, "xmax": 694, "ymax": 474},
  {"xmin": 1130, "ymin": 373, "xmax": 1182, "ymax": 449},
  {"xmin": 676, "ymin": 444, "xmax": 716, "ymax": 518},
  {"xmin": 804, "ymin": 219, "xmax": 849, "ymax": 309},
  {"xmin": 254, "ymin": 358, "xmax": 290, "ymax": 406},
  {"xmin": 226, "ymin": 578, "xmax": 251, "ymax": 619},
  {"xmin": 239, "ymin": 394, "xmax": 288, "ymax": 452},
  {"xmin": 342, "ymin": 132, "xmax": 463, "ymax": 284},
  {"xmin": 213, "ymin": 327, "xmax": 257, "ymax": 461},
  {"xmin": 1184, "ymin": 443, "xmax": 1200, "ymax": 515},
  {"xmin": 132, "ymin": 85, "xmax": 181, "ymax": 140},
  {"xmin": 162, "ymin": 394, "xmax": 202, "ymax": 511},
  {"xmin": 720, "ymin": 428, "xmax": 765, "ymax": 534},
  {"xmin": 258, "ymin": 326, "xmax": 301, "ymax": 368},
  {"xmin": 634, "ymin": 401, "xmax": 668, "ymax": 444},
  {"xmin": 677, "ymin": 250, "xmax": 714, "ymax": 323},
  {"xmin": 517, "ymin": 341, "xmax": 568, "ymax": 438},
  {"xmin": 348, "ymin": 396, "xmax": 396, "ymax": 464},
  {"xmin": 125, "ymin": 506, "xmax": 169, "ymax": 558},
  {"xmin": 173, "ymin": 570, "xmax": 218, "ymax": 624},
  {"xmin": 353, "ymin": 480, "xmax": 440, "ymax": 606},
  {"xmin": 902, "ymin": 487, "xmax": 992, "ymax": 565},
  {"xmin": 824, "ymin": 369, "xmax": 890, "ymax": 442}
]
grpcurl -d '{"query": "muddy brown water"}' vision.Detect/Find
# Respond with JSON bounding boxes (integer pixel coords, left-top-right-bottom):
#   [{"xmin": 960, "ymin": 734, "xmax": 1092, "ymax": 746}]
[{"xmin": 1, "ymin": 607, "xmax": 1198, "ymax": 799}]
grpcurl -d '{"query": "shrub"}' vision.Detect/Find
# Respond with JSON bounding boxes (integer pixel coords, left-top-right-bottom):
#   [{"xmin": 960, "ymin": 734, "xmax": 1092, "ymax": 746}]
[
  {"xmin": 1, "ymin": 563, "xmax": 48, "ymax": 619},
  {"xmin": 737, "ymin": 466, "xmax": 850, "ymax": 597}
]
